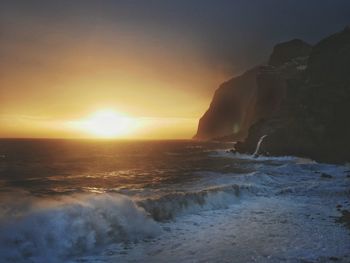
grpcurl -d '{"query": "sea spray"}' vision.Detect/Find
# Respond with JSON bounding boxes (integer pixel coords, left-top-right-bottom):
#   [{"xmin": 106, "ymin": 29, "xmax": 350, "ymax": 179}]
[
  {"xmin": 253, "ymin": 135, "xmax": 268, "ymax": 157},
  {"xmin": 0, "ymin": 193, "xmax": 160, "ymax": 262},
  {"xmin": 138, "ymin": 183, "xmax": 258, "ymax": 221},
  {"xmin": 0, "ymin": 182, "xmax": 263, "ymax": 261}
]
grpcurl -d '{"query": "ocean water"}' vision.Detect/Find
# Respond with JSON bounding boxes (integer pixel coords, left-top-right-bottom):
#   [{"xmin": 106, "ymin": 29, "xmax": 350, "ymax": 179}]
[{"xmin": 0, "ymin": 139, "xmax": 349, "ymax": 262}]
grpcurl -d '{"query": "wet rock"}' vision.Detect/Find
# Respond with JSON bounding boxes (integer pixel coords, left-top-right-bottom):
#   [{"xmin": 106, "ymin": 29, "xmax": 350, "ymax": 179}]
[
  {"xmin": 162, "ymin": 226, "xmax": 171, "ymax": 232},
  {"xmin": 269, "ymin": 39, "xmax": 312, "ymax": 67},
  {"xmin": 335, "ymin": 210, "xmax": 350, "ymax": 230},
  {"xmin": 321, "ymin": 173, "xmax": 333, "ymax": 179}
]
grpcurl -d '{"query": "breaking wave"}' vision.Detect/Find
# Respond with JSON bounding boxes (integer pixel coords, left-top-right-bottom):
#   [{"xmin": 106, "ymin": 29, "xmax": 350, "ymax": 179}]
[
  {"xmin": 0, "ymin": 194, "xmax": 160, "ymax": 262},
  {"xmin": 138, "ymin": 183, "xmax": 259, "ymax": 221},
  {"xmin": 0, "ymin": 183, "xmax": 259, "ymax": 262},
  {"xmin": 1, "ymin": 153, "xmax": 348, "ymax": 262}
]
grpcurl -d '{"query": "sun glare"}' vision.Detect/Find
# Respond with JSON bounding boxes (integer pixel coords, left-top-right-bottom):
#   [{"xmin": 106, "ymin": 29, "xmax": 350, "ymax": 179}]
[{"xmin": 73, "ymin": 110, "xmax": 137, "ymax": 138}]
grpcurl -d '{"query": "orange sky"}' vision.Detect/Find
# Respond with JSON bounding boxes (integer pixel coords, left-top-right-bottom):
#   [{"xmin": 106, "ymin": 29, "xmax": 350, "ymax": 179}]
[
  {"xmin": 0, "ymin": 22, "xmax": 228, "ymax": 139},
  {"xmin": 2, "ymin": 1, "xmax": 350, "ymax": 139}
]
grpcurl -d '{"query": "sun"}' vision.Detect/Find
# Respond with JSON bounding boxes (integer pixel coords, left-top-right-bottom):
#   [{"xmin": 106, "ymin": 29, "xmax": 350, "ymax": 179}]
[{"xmin": 73, "ymin": 110, "xmax": 137, "ymax": 138}]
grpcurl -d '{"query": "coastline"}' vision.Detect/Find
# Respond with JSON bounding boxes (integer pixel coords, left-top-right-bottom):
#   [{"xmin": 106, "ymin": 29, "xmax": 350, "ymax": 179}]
[{"xmin": 1, "ymin": 147, "xmax": 350, "ymax": 262}]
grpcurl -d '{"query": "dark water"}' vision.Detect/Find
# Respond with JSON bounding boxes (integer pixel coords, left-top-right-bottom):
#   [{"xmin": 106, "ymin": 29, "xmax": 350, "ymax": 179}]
[{"xmin": 0, "ymin": 139, "xmax": 238, "ymax": 196}]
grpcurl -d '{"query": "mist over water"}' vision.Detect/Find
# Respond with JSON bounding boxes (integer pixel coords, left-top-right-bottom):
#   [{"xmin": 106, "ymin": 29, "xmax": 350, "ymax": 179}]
[{"xmin": 0, "ymin": 139, "xmax": 349, "ymax": 262}]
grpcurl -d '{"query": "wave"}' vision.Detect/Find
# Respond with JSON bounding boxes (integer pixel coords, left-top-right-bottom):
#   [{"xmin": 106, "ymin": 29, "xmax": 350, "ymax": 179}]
[
  {"xmin": 0, "ymin": 182, "xmax": 261, "ymax": 262},
  {"xmin": 1, "ymin": 163, "xmax": 347, "ymax": 262},
  {"xmin": 3, "ymin": 154, "xmax": 343, "ymax": 262},
  {"xmin": 210, "ymin": 150, "xmax": 305, "ymax": 162},
  {"xmin": 0, "ymin": 193, "xmax": 160, "ymax": 262},
  {"xmin": 138, "ymin": 183, "xmax": 260, "ymax": 221}
]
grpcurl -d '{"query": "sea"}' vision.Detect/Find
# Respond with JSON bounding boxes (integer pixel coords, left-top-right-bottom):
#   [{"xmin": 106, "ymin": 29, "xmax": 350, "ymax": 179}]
[{"xmin": 0, "ymin": 139, "xmax": 349, "ymax": 263}]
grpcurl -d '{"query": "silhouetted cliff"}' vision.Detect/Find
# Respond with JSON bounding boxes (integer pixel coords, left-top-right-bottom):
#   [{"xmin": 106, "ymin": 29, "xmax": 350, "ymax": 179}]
[
  {"xmin": 193, "ymin": 67, "xmax": 259, "ymax": 140},
  {"xmin": 196, "ymin": 27, "xmax": 350, "ymax": 162},
  {"xmin": 268, "ymin": 39, "xmax": 312, "ymax": 66},
  {"xmin": 194, "ymin": 39, "xmax": 311, "ymax": 141},
  {"xmin": 235, "ymin": 27, "xmax": 350, "ymax": 163}
]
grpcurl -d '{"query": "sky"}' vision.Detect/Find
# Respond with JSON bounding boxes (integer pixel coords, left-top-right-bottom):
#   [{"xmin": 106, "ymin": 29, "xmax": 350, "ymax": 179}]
[{"xmin": 1, "ymin": 0, "xmax": 350, "ymax": 139}]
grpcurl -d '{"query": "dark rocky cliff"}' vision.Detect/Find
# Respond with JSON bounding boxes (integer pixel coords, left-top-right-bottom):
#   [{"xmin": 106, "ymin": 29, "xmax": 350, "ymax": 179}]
[
  {"xmin": 194, "ymin": 39, "xmax": 311, "ymax": 141},
  {"xmin": 235, "ymin": 27, "xmax": 350, "ymax": 163},
  {"xmin": 193, "ymin": 67, "xmax": 259, "ymax": 140},
  {"xmin": 269, "ymin": 39, "xmax": 312, "ymax": 66}
]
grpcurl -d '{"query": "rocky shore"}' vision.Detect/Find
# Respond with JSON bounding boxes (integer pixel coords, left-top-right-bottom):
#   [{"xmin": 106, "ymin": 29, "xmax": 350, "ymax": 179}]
[{"xmin": 195, "ymin": 27, "xmax": 350, "ymax": 163}]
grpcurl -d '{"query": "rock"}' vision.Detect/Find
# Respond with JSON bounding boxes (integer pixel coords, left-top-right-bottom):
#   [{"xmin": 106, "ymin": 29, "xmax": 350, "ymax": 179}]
[
  {"xmin": 227, "ymin": 149, "xmax": 237, "ymax": 154},
  {"xmin": 268, "ymin": 39, "xmax": 312, "ymax": 67},
  {"xmin": 335, "ymin": 209, "xmax": 350, "ymax": 230},
  {"xmin": 321, "ymin": 173, "xmax": 333, "ymax": 179},
  {"xmin": 194, "ymin": 39, "xmax": 311, "ymax": 141},
  {"xmin": 236, "ymin": 27, "xmax": 350, "ymax": 163},
  {"xmin": 195, "ymin": 27, "xmax": 350, "ymax": 163},
  {"xmin": 162, "ymin": 226, "xmax": 171, "ymax": 232},
  {"xmin": 193, "ymin": 67, "xmax": 259, "ymax": 140},
  {"xmin": 308, "ymin": 26, "xmax": 350, "ymax": 84}
]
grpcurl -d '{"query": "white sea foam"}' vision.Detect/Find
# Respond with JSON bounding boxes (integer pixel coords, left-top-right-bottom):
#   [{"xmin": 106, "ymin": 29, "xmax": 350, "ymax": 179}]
[
  {"xmin": 105, "ymin": 156, "xmax": 350, "ymax": 263},
  {"xmin": 210, "ymin": 150, "xmax": 301, "ymax": 162},
  {"xmin": 138, "ymin": 183, "xmax": 259, "ymax": 221},
  {"xmin": 0, "ymin": 194, "xmax": 160, "ymax": 262},
  {"xmin": 1, "ymin": 150, "xmax": 350, "ymax": 262},
  {"xmin": 0, "ymin": 181, "xmax": 267, "ymax": 262},
  {"xmin": 253, "ymin": 134, "xmax": 268, "ymax": 156}
]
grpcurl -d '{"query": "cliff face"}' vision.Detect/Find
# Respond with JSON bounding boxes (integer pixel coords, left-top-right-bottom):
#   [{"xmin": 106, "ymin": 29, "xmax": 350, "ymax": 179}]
[
  {"xmin": 235, "ymin": 27, "xmax": 350, "ymax": 163},
  {"xmin": 194, "ymin": 39, "xmax": 311, "ymax": 141},
  {"xmin": 193, "ymin": 68, "xmax": 259, "ymax": 140},
  {"xmin": 268, "ymin": 39, "xmax": 312, "ymax": 66}
]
